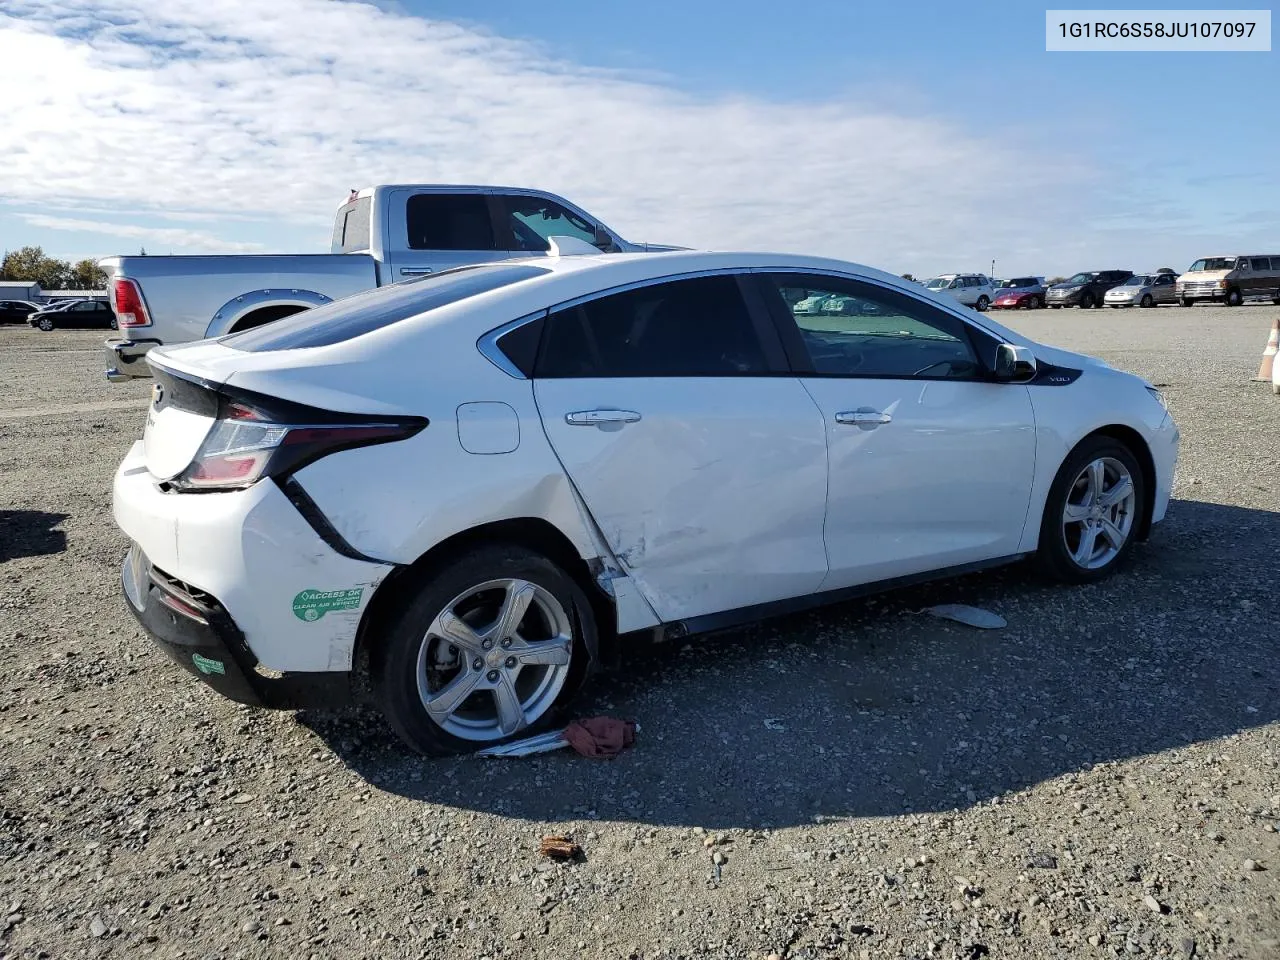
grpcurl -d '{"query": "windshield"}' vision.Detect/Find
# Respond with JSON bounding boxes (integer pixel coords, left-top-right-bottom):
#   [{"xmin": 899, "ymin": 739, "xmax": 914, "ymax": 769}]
[
  {"xmin": 923, "ymin": 278, "xmax": 948, "ymax": 290},
  {"xmin": 1188, "ymin": 257, "xmax": 1236, "ymax": 272},
  {"xmin": 1065, "ymin": 272, "xmax": 1096, "ymax": 285},
  {"xmin": 1121, "ymin": 276, "xmax": 1150, "ymax": 286}
]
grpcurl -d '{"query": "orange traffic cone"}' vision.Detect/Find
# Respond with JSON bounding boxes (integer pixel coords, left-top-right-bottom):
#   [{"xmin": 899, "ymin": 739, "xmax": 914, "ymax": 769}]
[{"xmin": 1256, "ymin": 317, "xmax": 1279, "ymax": 382}]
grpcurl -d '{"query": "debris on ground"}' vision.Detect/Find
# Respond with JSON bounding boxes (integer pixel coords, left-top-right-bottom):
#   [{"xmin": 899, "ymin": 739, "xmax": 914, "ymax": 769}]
[
  {"xmin": 476, "ymin": 717, "xmax": 639, "ymax": 759},
  {"xmin": 762, "ymin": 718, "xmax": 786, "ymax": 731},
  {"xmin": 563, "ymin": 716, "xmax": 637, "ymax": 758},
  {"xmin": 538, "ymin": 835, "xmax": 582, "ymax": 861},
  {"xmin": 922, "ymin": 603, "xmax": 1007, "ymax": 629}
]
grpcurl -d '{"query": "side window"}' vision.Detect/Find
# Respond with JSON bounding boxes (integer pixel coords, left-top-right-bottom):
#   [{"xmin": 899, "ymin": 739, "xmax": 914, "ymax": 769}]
[
  {"xmin": 767, "ymin": 274, "xmax": 979, "ymax": 379},
  {"xmin": 537, "ymin": 275, "xmax": 770, "ymax": 378},
  {"xmin": 405, "ymin": 194, "xmax": 496, "ymax": 251},
  {"xmin": 75, "ymin": 302, "xmax": 96, "ymax": 312},
  {"xmin": 501, "ymin": 196, "xmax": 598, "ymax": 252},
  {"xmin": 1251, "ymin": 257, "xmax": 1270, "ymax": 271}
]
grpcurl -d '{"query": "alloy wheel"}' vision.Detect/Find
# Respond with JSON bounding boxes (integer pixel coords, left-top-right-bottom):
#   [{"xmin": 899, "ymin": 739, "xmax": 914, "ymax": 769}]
[
  {"xmin": 1061, "ymin": 457, "xmax": 1137, "ymax": 570},
  {"xmin": 415, "ymin": 578, "xmax": 573, "ymax": 741}
]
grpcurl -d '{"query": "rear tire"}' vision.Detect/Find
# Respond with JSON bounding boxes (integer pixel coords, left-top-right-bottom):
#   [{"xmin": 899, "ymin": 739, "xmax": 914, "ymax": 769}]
[
  {"xmin": 374, "ymin": 545, "xmax": 594, "ymax": 756},
  {"xmin": 1079, "ymin": 293, "xmax": 1096, "ymax": 309},
  {"xmin": 1037, "ymin": 436, "xmax": 1145, "ymax": 584},
  {"xmin": 1030, "ymin": 295, "xmax": 1043, "ymax": 309}
]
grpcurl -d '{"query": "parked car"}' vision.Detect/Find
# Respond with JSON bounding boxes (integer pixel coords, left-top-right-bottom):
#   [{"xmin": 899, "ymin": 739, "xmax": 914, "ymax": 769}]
[
  {"xmin": 921, "ymin": 273, "xmax": 996, "ymax": 311},
  {"xmin": 1104, "ymin": 273, "xmax": 1178, "ymax": 308},
  {"xmin": 29, "ymin": 299, "xmax": 117, "ymax": 330},
  {"xmin": 992, "ymin": 277, "xmax": 1048, "ymax": 310},
  {"xmin": 1046, "ymin": 270, "xmax": 1134, "ymax": 309},
  {"xmin": 1174, "ymin": 255, "xmax": 1280, "ymax": 306},
  {"xmin": 101, "ymin": 184, "xmax": 682, "ymax": 381},
  {"xmin": 0, "ymin": 300, "xmax": 40, "ymax": 323},
  {"xmin": 112, "ymin": 250, "xmax": 1178, "ymax": 756}
]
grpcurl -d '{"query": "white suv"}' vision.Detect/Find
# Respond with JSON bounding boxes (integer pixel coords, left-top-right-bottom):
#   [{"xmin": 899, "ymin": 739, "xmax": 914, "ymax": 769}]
[{"xmin": 923, "ymin": 274, "xmax": 995, "ymax": 311}]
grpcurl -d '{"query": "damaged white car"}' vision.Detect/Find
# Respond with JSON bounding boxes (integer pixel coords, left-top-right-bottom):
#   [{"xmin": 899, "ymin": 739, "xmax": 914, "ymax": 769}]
[{"xmin": 113, "ymin": 248, "xmax": 1179, "ymax": 755}]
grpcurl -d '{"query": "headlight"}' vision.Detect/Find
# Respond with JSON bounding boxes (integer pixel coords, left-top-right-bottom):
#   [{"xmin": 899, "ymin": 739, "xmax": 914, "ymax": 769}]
[
  {"xmin": 1145, "ymin": 385, "xmax": 1168, "ymax": 410},
  {"xmin": 1218, "ymin": 279, "xmax": 1228, "ymax": 289}
]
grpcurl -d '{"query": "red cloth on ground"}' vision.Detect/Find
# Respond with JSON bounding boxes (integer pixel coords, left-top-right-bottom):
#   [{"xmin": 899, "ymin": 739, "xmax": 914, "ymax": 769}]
[{"xmin": 563, "ymin": 716, "xmax": 637, "ymax": 758}]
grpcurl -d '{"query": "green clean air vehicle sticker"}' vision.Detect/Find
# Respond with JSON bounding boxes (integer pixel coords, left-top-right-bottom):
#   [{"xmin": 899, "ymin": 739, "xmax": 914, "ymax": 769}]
[
  {"xmin": 192, "ymin": 654, "xmax": 226, "ymax": 676},
  {"xmin": 292, "ymin": 587, "xmax": 364, "ymax": 622}
]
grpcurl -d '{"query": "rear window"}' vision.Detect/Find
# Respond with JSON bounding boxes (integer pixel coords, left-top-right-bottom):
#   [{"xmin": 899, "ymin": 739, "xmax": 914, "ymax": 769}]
[
  {"xmin": 222, "ymin": 265, "xmax": 549, "ymax": 352},
  {"xmin": 332, "ymin": 197, "xmax": 372, "ymax": 253},
  {"xmin": 406, "ymin": 194, "xmax": 496, "ymax": 251}
]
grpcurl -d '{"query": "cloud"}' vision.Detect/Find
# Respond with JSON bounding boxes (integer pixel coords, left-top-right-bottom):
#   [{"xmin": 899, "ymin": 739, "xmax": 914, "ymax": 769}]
[
  {"xmin": 17, "ymin": 214, "xmax": 265, "ymax": 253},
  {"xmin": 0, "ymin": 0, "xmax": 1098, "ymax": 273}
]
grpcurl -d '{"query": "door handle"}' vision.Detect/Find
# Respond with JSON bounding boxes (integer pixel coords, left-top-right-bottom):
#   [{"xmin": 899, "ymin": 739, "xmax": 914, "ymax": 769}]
[
  {"xmin": 565, "ymin": 409, "xmax": 642, "ymax": 426},
  {"xmin": 399, "ymin": 267, "xmax": 432, "ymax": 276},
  {"xmin": 834, "ymin": 408, "xmax": 892, "ymax": 426}
]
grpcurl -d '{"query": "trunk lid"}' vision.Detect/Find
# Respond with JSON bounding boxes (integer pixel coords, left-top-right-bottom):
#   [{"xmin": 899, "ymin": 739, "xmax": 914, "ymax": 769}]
[{"xmin": 143, "ymin": 357, "xmax": 225, "ymax": 481}]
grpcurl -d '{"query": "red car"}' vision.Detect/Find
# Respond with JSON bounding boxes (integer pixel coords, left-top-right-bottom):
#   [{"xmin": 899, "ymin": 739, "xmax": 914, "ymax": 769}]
[{"xmin": 991, "ymin": 277, "xmax": 1047, "ymax": 309}]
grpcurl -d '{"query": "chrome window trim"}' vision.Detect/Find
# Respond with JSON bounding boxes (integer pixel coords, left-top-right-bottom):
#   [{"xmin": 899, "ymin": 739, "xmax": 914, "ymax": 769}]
[{"xmin": 476, "ymin": 310, "xmax": 548, "ymax": 379}]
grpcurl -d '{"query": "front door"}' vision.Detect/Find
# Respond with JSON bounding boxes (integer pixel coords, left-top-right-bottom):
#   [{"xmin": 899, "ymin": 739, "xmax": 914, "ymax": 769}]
[
  {"xmin": 532, "ymin": 273, "xmax": 830, "ymax": 622},
  {"xmin": 757, "ymin": 273, "xmax": 1038, "ymax": 589}
]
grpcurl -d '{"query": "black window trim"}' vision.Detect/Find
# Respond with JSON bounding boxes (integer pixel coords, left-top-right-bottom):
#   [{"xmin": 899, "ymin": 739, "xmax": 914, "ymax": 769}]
[
  {"xmin": 403, "ymin": 190, "xmax": 502, "ymax": 253},
  {"xmin": 748, "ymin": 269, "xmax": 1000, "ymax": 382},
  {"xmin": 477, "ymin": 310, "xmax": 549, "ymax": 379},
  {"xmin": 529, "ymin": 269, "xmax": 793, "ymax": 380}
]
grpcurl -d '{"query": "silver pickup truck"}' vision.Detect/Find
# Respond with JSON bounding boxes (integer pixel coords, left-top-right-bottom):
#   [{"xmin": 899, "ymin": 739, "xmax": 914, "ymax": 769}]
[{"xmin": 102, "ymin": 184, "xmax": 676, "ymax": 379}]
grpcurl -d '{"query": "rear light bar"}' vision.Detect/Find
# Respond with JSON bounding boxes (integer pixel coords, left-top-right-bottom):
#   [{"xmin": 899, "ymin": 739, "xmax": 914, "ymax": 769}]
[
  {"xmin": 112, "ymin": 277, "xmax": 151, "ymax": 328},
  {"xmin": 170, "ymin": 392, "xmax": 427, "ymax": 492}
]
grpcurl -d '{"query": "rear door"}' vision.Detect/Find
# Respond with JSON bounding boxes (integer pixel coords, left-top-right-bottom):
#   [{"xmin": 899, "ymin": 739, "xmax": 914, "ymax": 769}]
[
  {"xmin": 757, "ymin": 272, "xmax": 1037, "ymax": 588},
  {"xmin": 533, "ymin": 273, "xmax": 830, "ymax": 622},
  {"xmin": 381, "ymin": 189, "xmax": 509, "ymax": 281}
]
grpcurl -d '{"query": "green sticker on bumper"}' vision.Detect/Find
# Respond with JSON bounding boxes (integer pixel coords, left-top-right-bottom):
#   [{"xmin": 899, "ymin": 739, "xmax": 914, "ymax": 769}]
[
  {"xmin": 192, "ymin": 653, "xmax": 226, "ymax": 676},
  {"xmin": 292, "ymin": 587, "xmax": 364, "ymax": 622}
]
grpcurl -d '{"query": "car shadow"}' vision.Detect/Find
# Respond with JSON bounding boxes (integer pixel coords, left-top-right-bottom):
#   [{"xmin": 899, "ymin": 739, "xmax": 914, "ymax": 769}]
[
  {"xmin": 298, "ymin": 498, "xmax": 1279, "ymax": 829},
  {"xmin": 0, "ymin": 510, "xmax": 69, "ymax": 563}
]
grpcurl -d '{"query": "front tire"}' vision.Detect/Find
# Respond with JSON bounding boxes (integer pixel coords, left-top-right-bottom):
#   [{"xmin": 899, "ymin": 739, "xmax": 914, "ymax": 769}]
[
  {"xmin": 975, "ymin": 296, "xmax": 990, "ymax": 312},
  {"xmin": 1079, "ymin": 293, "xmax": 1096, "ymax": 309},
  {"xmin": 37, "ymin": 317, "xmax": 53, "ymax": 331},
  {"xmin": 1180, "ymin": 298, "xmax": 1193, "ymax": 307},
  {"xmin": 375, "ymin": 545, "xmax": 594, "ymax": 756},
  {"xmin": 1225, "ymin": 288, "xmax": 1243, "ymax": 307},
  {"xmin": 1037, "ymin": 436, "xmax": 1145, "ymax": 584},
  {"xmin": 1140, "ymin": 294, "xmax": 1153, "ymax": 308}
]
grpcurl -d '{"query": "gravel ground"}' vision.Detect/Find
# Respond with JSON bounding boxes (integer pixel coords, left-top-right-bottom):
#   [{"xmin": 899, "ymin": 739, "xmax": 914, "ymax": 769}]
[{"xmin": 1, "ymin": 307, "xmax": 1278, "ymax": 960}]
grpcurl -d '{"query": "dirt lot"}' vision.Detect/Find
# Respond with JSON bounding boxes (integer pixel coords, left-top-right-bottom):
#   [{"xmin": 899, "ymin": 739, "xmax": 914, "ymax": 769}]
[{"xmin": 1, "ymin": 307, "xmax": 1278, "ymax": 960}]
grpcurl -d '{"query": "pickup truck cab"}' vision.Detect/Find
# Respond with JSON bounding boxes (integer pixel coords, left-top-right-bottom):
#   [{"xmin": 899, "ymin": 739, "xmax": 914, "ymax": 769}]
[{"xmin": 103, "ymin": 185, "xmax": 676, "ymax": 379}]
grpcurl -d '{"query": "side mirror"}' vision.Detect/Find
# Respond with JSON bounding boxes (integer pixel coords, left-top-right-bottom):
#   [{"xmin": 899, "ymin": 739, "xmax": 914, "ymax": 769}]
[
  {"xmin": 592, "ymin": 226, "xmax": 616, "ymax": 251},
  {"xmin": 994, "ymin": 343, "xmax": 1037, "ymax": 382}
]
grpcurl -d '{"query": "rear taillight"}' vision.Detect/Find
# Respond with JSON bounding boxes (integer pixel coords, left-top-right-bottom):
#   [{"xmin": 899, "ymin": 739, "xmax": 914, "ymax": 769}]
[
  {"xmin": 172, "ymin": 397, "xmax": 425, "ymax": 492},
  {"xmin": 113, "ymin": 277, "xmax": 151, "ymax": 328}
]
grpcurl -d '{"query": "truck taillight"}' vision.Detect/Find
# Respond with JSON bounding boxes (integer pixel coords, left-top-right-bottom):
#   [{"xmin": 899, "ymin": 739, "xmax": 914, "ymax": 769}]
[{"xmin": 113, "ymin": 277, "xmax": 151, "ymax": 328}]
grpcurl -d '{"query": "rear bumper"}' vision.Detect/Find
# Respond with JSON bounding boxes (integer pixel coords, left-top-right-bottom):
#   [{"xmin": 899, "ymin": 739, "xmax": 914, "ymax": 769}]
[
  {"xmin": 105, "ymin": 337, "xmax": 160, "ymax": 382},
  {"xmin": 113, "ymin": 440, "xmax": 394, "ymax": 680},
  {"xmin": 121, "ymin": 544, "xmax": 354, "ymax": 709}
]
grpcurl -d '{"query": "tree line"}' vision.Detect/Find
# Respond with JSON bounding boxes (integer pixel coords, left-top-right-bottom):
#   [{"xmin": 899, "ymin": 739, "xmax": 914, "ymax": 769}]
[{"xmin": 0, "ymin": 246, "xmax": 111, "ymax": 291}]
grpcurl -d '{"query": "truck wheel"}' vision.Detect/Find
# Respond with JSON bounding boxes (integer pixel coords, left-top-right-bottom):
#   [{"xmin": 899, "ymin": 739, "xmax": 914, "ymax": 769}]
[
  {"xmin": 374, "ymin": 544, "xmax": 594, "ymax": 756},
  {"xmin": 1225, "ymin": 288, "xmax": 1243, "ymax": 307}
]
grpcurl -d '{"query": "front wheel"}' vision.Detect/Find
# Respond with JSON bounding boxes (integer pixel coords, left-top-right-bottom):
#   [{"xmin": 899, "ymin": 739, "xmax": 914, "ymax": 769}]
[
  {"xmin": 1079, "ymin": 293, "xmax": 1096, "ymax": 309},
  {"xmin": 975, "ymin": 295, "xmax": 990, "ymax": 312},
  {"xmin": 1180, "ymin": 298, "xmax": 1193, "ymax": 307},
  {"xmin": 1030, "ymin": 295, "xmax": 1043, "ymax": 309},
  {"xmin": 1225, "ymin": 288, "xmax": 1243, "ymax": 307},
  {"xmin": 375, "ymin": 545, "xmax": 594, "ymax": 756},
  {"xmin": 37, "ymin": 317, "xmax": 54, "ymax": 331},
  {"xmin": 1037, "ymin": 436, "xmax": 1144, "ymax": 583},
  {"xmin": 1140, "ymin": 295, "xmax": 1154, "ymax": 308}
]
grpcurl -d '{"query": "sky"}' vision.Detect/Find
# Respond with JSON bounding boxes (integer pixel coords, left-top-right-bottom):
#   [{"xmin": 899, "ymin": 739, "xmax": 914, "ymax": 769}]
[{"xmin": 0, "ymin": 0, "xmax": 1275, "ymax": 278}]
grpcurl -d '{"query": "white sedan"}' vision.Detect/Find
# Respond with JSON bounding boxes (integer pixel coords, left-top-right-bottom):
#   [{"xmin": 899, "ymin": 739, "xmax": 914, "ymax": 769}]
[{"xmin": 113, "ymin": 250, "xmax": 1179, "ymax": 755}]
